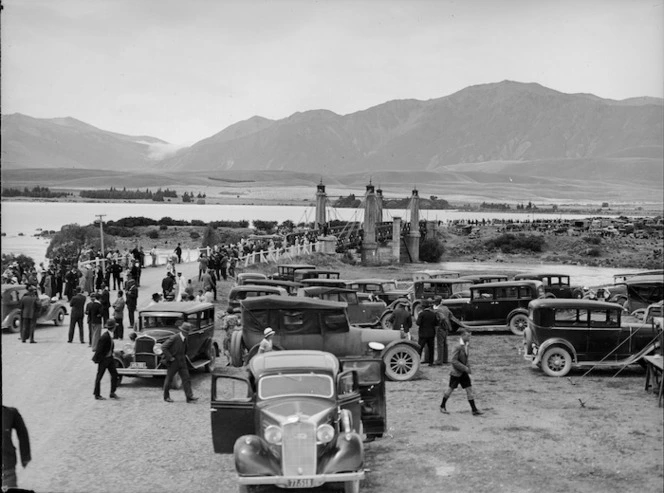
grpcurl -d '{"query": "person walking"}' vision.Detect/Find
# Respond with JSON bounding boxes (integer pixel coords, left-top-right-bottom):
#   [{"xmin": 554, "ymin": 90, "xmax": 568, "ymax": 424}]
[
  {"xmin": 92, "ymin": 320, "xmax": 120, "ymax": 400},
  {"xmin": 162, "ymin": 323, "xmax": 198, "ymax": 403},
  {"xmin": 68, "ymin": 287, "xmax": 87, "ymax": 343},
  {"xmin": 2, "ymin": 405, "xmax": 31, "ymax": 491},
  {"xmin": 258, "ymin": 327, "xmax": 275, "ymax": 354},
  {"xmin": 112, "ymin": 291, "xmax": 126, "ymax": 339},
  {"xmin": 109, "ymin": 260, "xmax": 123, "ymax": 290},
  {"xmin": 387, "ymin": 299, "xmax": 412, "ymax": 339},
  {"xmin": 174, "ymin": 243, "xmax": 183, "ymax": 264},
  {"xmin": 415, "ymin": 299, "xmax": 438, "ymax": 366},
  {"xmin": 440, "ymin": 329, "xmax": 483, "ymax": 416},
  {"xmin": 19, "ymin": 286, "xmax": 39, "ymax": 343},
  {"xmin": 150, "ymin": 246, "xmax": 158, "ymax": 267},
  {"xmin": 85, "ymin": 293, "xmax": 104, "ymax": 351}
]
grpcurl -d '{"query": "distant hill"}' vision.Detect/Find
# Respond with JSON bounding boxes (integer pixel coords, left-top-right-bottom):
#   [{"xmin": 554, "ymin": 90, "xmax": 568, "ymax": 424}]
[
  {"xmin": 0, "ymin": 114, "xmax": 178, "ymax": 170},
  {"xmin": 158, "ymin": 81, "xmax": 663, "ymax": 175}
]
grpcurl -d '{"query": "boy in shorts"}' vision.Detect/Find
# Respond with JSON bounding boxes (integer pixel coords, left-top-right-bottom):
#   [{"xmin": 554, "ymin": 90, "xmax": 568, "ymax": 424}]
[{"xmin": 440, "ymin": 329, "xmax": 483, "ymax": 416}]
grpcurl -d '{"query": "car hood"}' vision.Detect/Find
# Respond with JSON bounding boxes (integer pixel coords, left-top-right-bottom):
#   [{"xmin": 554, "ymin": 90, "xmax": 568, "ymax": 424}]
[
  {"xmin": 260, "ymin": 398, "xmax": 335, "ymax": 424},
  {"xmin": 136, "ymin": 328, "xmax": 177, "ymax": 342}
]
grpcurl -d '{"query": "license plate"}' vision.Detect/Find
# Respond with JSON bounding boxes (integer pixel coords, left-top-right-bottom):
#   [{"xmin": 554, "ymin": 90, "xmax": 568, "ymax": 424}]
[
  {"xmin": 287, "ymin": 479, "xmax": 313, "ymax": 488},
  {"xmin": 129, "ymin": 362, "xmax": 147, "ymax": 369}
]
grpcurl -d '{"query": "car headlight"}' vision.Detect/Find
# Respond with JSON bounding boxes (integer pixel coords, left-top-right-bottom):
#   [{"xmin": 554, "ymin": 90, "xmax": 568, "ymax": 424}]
[
  {"xmin": 123, "ymin": 343, "xmax": 135, "ymax": 355},
  {"xmin": 316, "ymin": 424, "xmax": 335, "ymax": 444},
  {"xmin": 264, "ymin": 425, "xmax": 282, "ymax": 445},
  {"xmin": 153, "ymin": 343, "xmax": 163, "ymax": 356}
]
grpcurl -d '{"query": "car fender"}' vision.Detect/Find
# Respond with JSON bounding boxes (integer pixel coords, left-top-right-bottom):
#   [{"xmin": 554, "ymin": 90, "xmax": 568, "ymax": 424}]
[
  {"xmin": 320, "ymin": 431, "xmax": 364, "ymax": 474},
  {"xmin": 2, "ymin": 308, "xmax": 21, "ymax": 328},
  {"xmin": 234, "ymin": 435, "xmax": 281, "ymax": 476},
  {"xmin": 534, "ymin": 338, "xmax": 578, "ymax": 365},
  {"xmin": 39, "ymin": 302, "xmax": 68, "ymax": 322},
  {"xmin": 382, "ymin": 339, "xmax": 421, "ymax": 354},
  {"xmin": 506, "ymin": 308, "xmax": 529, "ymax": 323}
]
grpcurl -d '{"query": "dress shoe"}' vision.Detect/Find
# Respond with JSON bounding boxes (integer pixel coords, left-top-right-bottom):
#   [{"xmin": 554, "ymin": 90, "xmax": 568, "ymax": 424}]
[
  {"xmin": 68, "ymin": 341, "xmax": 72, "ymax": 343},
  {"xmin": 186, "ymin": 397, "xmax": 199, "ymax": 403},
  {"xmin": 164, "ymin": 397, "xmax": 174, "ymax": 403},
  {"xmin": 472, "ymin": 410, "xmax": 484, "ymax": 416},
  {"xmin": 30, "ymin": 340, "xmax": 37, "ymax": 344},
  {"xmin": 109, "ymin": 393, "xmax": 119, "ymax": 399},
  {"xmin": 95, "ymin": 395, "xmax": 106, "ymax": 400},
  {"xmin": 439, "ymin": 407, "xmax": 449, "ymax": 414}
]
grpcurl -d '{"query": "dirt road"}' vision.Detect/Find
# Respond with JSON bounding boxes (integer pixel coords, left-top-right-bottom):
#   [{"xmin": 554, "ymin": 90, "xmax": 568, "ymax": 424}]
[{"xmin": 2, "ymin": 262, "xmax": 663, "ymax": 493}]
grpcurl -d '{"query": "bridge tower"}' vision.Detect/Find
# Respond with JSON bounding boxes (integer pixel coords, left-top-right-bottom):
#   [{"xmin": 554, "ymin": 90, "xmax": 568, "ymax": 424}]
[
  {"xmin": 405, "ymin": 187, "xmax": 420, "ymax": 262},
  {"xmin": 362, "ymin": 182, "xmax": 380, "ymax": 264},
  {"xmin": 314, "ymin": 180, "xmax": 327, "ymax": 230},
  {"xmin": 376, "ymin": 186, "xmax": 384, "ymax": 222}
]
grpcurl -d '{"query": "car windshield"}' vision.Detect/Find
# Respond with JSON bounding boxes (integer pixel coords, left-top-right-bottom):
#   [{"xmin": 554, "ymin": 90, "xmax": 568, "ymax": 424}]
[
  {"xmin": 142, "ymin": 315, "xmax": 185, "ymax": 329},
  {"xmin": 380, "ymin": 282, "xmax": 397, "ymax": 291},
  {"xmin": 258, "ymin": 374, "xmax": 334, "ymax": 400}
]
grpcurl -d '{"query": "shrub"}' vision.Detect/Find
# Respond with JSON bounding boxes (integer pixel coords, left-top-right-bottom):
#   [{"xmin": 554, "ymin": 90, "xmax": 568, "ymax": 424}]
[
  {"xmin": 190, "ymin": 231, "xmax": 201, "ymax": 239},
  {"xmin": 147, "ymin": 230, "xmax": 160, "ymax": 239},
  {"xmin": 585, "ymin": 247, "xmax": 601, "ymax": 257},
  {"xmin": 419, "ymin": 238, "xmax": 445, "ymax": 263},
  {"xmin": 484, "ymin": 234, "xmax": 545, "ymax": 253},
  {"xmin": 583, "ymin": 236, "xmax": 602, "ymax": 245},
  {"xmin": 159, "ymin": 225, "xmax": 168, "ymax": 231}
]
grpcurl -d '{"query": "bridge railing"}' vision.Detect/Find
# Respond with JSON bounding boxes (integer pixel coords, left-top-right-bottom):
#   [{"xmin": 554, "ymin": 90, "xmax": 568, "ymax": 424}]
[{"xmin": 238, "ymin": 241, "xmax": 322, "ymax": 267}]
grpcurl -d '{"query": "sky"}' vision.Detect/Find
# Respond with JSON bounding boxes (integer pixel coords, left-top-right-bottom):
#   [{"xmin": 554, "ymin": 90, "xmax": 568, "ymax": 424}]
[{"xmin": 2, "ymin": 0, "xmax": 662, "ymax": 145}]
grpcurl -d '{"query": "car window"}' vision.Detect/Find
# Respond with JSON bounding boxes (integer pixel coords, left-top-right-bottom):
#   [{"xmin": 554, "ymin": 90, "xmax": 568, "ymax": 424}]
[
  {"xmin": 554, "ymin": 308, "xmax": 588, "ymax": 326},
  {"xmin": 200, "ymin": 309, "xmax": 213, "ymax": 327},
  {"xmin": 142, "ymin": 315, "xmax": 185, "ymax": 328},
  {"xmin": 381, "ymin": 282, "xmax": 397, "ymax": 291},
  {"xmin": 472, "ymin": 287, "xmax": 494, "ymax": 301},
  {"xmin": 342, "ymin": 361, "xmax": 382, "ymax": 384},
  {"xmin": 282, "ymin": 310, "xmax": 307, "ymax": 333},
  {"xmin": 322, "ymin": 312, "xmax": 349, "ymax": 333},
  {"xmin": 589, "ymin": 309, "xmax": 620, "ymax": 327},
  {"xmin": 496, "ymin": 287, "xmax": 519, "ymax": 299},
  {"xmin": 259, "ymin": 374, "xmax": 333, "ymax": 399},
  {"xmin": 519, "ymin": 286, "xmax": 534, "ymax": 299},
  {"xmin": 363, "ymin": 284, "xmax": 381, "ymax": 293},
  {"xmin": 337, "ymin": 372, "xmax": 356, "ymax": 396},
  {"xmin": 214, "ymin": 377, "xmax": 252, "ymax": 402}
]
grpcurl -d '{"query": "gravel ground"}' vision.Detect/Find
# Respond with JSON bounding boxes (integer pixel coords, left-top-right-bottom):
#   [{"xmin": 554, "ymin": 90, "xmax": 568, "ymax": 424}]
[{"xmin": 2, "ymin": 261, "xmax": 663, "ymax": 493}]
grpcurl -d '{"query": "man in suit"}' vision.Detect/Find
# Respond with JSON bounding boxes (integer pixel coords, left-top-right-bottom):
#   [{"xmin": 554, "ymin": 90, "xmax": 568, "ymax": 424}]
[
  {"xmin": 85, "ymin": 293, "xmax": 104, "ymax": 350},
  {"xmin": 19, "ymin": 286, "xmax": 39, "ymax": 343},
  {"xmin": 415, "ymin": 299, "xmax": 438, "ymax": 366},
  {"xmin": 99, "ymin": 283, "xmax": 111, "ymax": 324},
  {"xmin": 440, "ymin": 330, "xmax": 483, "ymax": 416},
  {"xmin": 92, "ymin": 319, "xmax": 120, "ymax": 400},
  {"xmin": 68, "ymin": 287, "xmax": 87, "ymax": 343},
  {"xmin": 2, "ymin": 405, "xmax": 31, "ymax": 490},
  {"xmin": 124, "ymin": 275, "xmax": 138, "ymax": 328},
  {"xmin": 387, "ymin": 299, "xmax": 413, "ymax": 338},
  {"xmin": 161, "ymin": 322, "xmax": 198, "ymax": 403}
]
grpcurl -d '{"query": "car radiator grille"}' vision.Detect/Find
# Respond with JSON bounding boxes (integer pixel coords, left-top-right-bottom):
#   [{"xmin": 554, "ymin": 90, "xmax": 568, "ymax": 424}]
[
  {"xmin": 134, "ymin": 338, "xmax": 157, "ymax": 368},
  {"xmin": 281, "ymin": 421, "xmax": 316, "ymax": 476}
]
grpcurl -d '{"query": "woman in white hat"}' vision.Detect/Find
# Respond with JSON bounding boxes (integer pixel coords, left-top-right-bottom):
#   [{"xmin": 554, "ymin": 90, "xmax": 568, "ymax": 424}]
[{"xmin": 258, "ymin": 327, "xmax": 275, "ymax": 354}]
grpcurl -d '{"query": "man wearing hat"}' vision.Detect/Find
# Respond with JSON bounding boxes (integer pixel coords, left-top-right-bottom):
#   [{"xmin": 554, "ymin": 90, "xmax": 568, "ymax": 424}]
[
  {"xmin": 85, "ymin": 293, "xmax": 104, "ymax": 351},
  {"xmin": 161, "ymin": 322, "xmax": 198, "ymax": 403},
  {"xmin": 92, "ymin": 319, "xmax": 119, "ymax": 400},
  {"xmin": 258, "ymin": 327, "xmax": 275, "ymax": 354},
  {"xmin": 387, "ymin": 299, "xmax": 412, "ymax": 339},
  {"xmin": 18, "ymin": 286, "xmax": 39, "ymax": 343},
  {"xmin": 415, "ymin": 299, "xmax": 438, "ymax": 366}
]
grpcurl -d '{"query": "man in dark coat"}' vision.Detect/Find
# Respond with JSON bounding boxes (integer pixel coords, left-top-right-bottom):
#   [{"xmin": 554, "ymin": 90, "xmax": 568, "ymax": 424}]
[
  {"xmin": 415, "ymin": 299, "xmax": 438, "ymax": 366},
  {"xmin": 388, "ymin": 299, "xmax": 413, "ymax": 338},
  {"xmin": 19, "ymin": 287, "xmax": 39, "ymax": 343},
  {"xmin": 64, "ymin": 267, "xmax": 79, "ymax": 301},
  {"xmin": 161, "ymin": 273, "xmax": 175, "ymax": 299},
  {"xmin": 2, "ymin": 405, "xmax": 31, "ymax": 490},
  {"xmin": 68, "ymin": 287, "xmax": 87, "ymax": 343},
  {"xmin": 109, "ymin": 260, "xmax": 123, "ymax": 290},
  {"xmin": 99, "ymin": 284, "xmax": 111, "ymax": 324},
  {"xmin": 161, "ymin": 323, "xmax": 198, "ymax": 403},
  {"xmin": 85, "ymin": 293, "xmax": 104, "ymax": 350},
  {"xmin": 174, "ymin": 243, "xmax": 182, "ymax": 264},
  {"xmin": 92, "ymin": 319, "xmax": 119, "ymax": 400},
  {"xmin": 124, "ymin": 276, "xmax": 138, "ymax": 328}
]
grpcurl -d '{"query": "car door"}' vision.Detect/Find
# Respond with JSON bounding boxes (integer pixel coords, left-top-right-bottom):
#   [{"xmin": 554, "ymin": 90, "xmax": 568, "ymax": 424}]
[
  {"xmin": 469, "ymin": 287, "xmax": 497, "ymax": 324},
  {"xmin": 340, "ymin": 358, "xmax": 386, "ymax": 439},
  {"xmin": 336, "ymin": 370, "xmax": 362, "ymax": 434},
  {"xmin": 210, "ymin": 374, "xmax": 255, "ymax": 454},
  {"xmin": 586, "ymin": 308, "xmax": 622, "ymax": 360},
  {"xmin": 186, "ymin": 311, "xmax": 206, "ymax": 358}
]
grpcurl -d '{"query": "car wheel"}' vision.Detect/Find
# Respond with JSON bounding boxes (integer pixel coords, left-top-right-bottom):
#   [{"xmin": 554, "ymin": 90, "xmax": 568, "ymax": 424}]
[
  {"xmin": 379, "ymin": 310, "xmax": 394, "ymax": 330},
  {"xmin": 204, "ymin": 343, "xmax": 216, "ymax": 373},
  {"xmin": 230, "ymin": 331, "xmax": 245, "ymax": 367},
  {"xmin": 383, "ymin": 344, "xmax": 420, "ymax": 381},
  {"xmin": 8, "ymin": 314, "xmax": 21, "ymax": 333},
  {"xmin": 344, "ymin": 480, "xmax": 360, "ymax": 493},
  {"xmin": 508, "ymin": 313, "xmax": 529, "ymax": 336},
  {"xmin": 54, "ymin": 307, "xmax": 66, "ymax": 326},
  {"xmin": 541, "ymin": 346, "xmax": 572, "ymax": 377},
  {"xmin": 572, "ymin": 288, "xmax": 584, "ymax": 299}
]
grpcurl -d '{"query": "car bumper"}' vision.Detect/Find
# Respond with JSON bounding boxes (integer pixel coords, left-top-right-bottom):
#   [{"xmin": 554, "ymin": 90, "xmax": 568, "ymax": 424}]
[
  {"xmin": 116, "ymin": 368, "xmax": 167, "ymax": 377},
  {"xmin": 237, "ymin": 470, "xmax": 364, "ymax": 488}
]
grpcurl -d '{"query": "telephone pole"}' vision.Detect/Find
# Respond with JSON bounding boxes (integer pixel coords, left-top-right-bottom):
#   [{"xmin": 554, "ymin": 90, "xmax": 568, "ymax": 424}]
[{"xmin": 96, "ymin": 214, "xmax": 106, "ymax": 272}]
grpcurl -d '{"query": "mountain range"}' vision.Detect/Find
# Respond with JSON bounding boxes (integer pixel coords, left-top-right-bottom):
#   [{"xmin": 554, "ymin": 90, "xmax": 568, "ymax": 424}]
[{"xmin": 1, "ymin": 80, "xmax": 662, "ymax": 186}]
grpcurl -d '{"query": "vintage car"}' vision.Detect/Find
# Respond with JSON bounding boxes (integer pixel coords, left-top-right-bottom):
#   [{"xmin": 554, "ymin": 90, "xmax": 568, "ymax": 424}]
[
  {"xmin": 114, "ymin": 302, "xmax": 218, "ymax": 386},
  {"xmin": 513, "ymin": 273, "xmax": 584, "ymax": 299},
  {"xmin": 211, "ymin": 350, "xmax": 386, "ymax": 492},
  {"xmin": 1, "ymin": 284, "xmax": 68, "ymax": 333},
  {"xmin": 442, "ymin": 280, "xmax": 545, "ymax": 335},
  {"xmin": 270, "ymin": 264, "xmax": 316, "ymax": 282},
  {"xmin": 345, "ymin": 278, "xmax": 411, "ymax": 305},
  {"xmin": 229, "ymin": 296, "xmax": 421, "ymax": 381},
  {"xmin": 411, "ymin": 270, "xmax": 461, "ymax": 281},
  {"xmin": 620, "ymin": 275, "xmax": 663, "ymax": 314},
  {"xmin": 295, "ymin": 269, "xmax": 342, "ymax": 282},
  {"xmin": 297, "ymin": 286, "xmax": 387, "ymax": 327},
  {"xmin": 459, "ymin": 274, "xmax": 510, "ymax": 285},
  {"xmin": 299, "ymin": 278, "xmax": 351, "ymax": 289},
  {"xmin": 228, "ymin": 285, "xmax": 289, "ymax": 313},
  {"xmin": 523, "ymin": 299, "xmax": 663, "ymax": 377},
  {"xmin": 234, "ymin": 273, "xmax": 268, "ymax": 286},
  {"xmin": 242, "ymin": 279, "xmax": 302, "ymax": 295},
  {"xmin": 612, "ymin": 269, "xmax": 664, "ymax": 284}
]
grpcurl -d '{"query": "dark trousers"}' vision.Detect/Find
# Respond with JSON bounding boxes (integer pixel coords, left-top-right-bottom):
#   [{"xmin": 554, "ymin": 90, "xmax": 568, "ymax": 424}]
[
  {"xmin": 435, "ymin": 326, "xmax": 449, "ymax": 364},
  {"xmin": 21, "ymin": 317, "xmax": 35, "ymax": 342},
  {"xmin": 113, "ymin": 316, "xmax": 124, "ymax": 339},
  {"xmin": 112, "ymin": 273, "xmax": 121, "ymax": 290},
  {"xmin": 94, "ymin": 357, "xmax": 119, "ymax": 396},
  {"xmin": 69, "ymin": 314, "xmax": 85, "ymax": 342},
  {"xmin": 418, "ymin": 336, "xmax": 435, "ymax": 364},
  {"xmin": 127, "ymin": 301, "xmax": 136, "ymax": 327},
  {"xmin": 163, "ymin": 361, "xmax": 193, "ymax": 400}
]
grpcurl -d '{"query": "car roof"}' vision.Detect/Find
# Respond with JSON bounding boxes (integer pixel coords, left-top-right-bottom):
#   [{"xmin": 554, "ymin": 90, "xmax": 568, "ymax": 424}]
[
  {"xmin": 299, "ymin": 287, "xmax": 357, "ymax": 296},
  {"xmin": 460, "ymin": 274, "xmax": 509, "ymax": 280},
  {"xmin": 347, "ymin": 278, "xmax": 396, "ymax": 284},
  {"xmin": 242, "ymin": 295, "xmax": 347, "ymax": 311},
  {"xmin": 415, "ymin": 278, "xmax": 473, "ymax": 285},
  {"xmin": 230, "ymin": 285, "xmax": 287, "ymax": 293},
  {"xmin": 244, "ymin": 279, "xmax": 302, "ymax": 288},
  {"xmin": 299, "ymin": 278, "xmax": 350, "ymax": 286},
  {"xmin": 249, "ymin": 350, "xmax": 339, "ymax": 378},
  {"xmin": 277, "ymin": 264, "xmax": 316, "ymax": 269},
  {"xmin": 139, "ymin": 301, "xmax": 214, "ymax": 314},
  {"xmin": 236, "ymin": 273, "xmax": 267, "ymax": 279},
  {"xmin": 513, "ymin": 273, "xmax": 570, "ymax": 279},
  {"xmin": 530, "ymin": 299, "xmax": 622, "ymax": 310},
  {"xmin": 623, "ymin": 274, "xmax": 664, "ymax": 285},
  {"xmin": 471, "ymin": 280, "xmax": 543, "ymax": 289}
]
